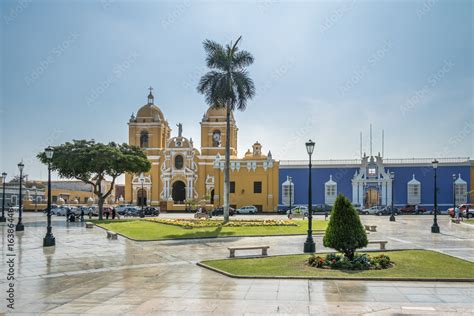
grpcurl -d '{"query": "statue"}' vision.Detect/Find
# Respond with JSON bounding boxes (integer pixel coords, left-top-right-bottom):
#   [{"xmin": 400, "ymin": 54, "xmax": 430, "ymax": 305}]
[{"xmin": 177, "ymin": 123, "xmax": 183, "ymax": 137}]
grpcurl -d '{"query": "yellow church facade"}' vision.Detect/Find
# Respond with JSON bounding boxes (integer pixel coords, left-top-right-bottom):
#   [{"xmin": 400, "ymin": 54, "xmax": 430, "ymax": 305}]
[{"xmin": 124, "ymin": 90, "xmax": 279, "ymax": 212}]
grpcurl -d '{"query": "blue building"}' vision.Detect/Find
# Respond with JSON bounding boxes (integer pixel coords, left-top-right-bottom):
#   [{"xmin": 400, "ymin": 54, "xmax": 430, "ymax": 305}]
[{"xmin": 279, "ymin": 155, "xmax": 472, "ymax": 211}]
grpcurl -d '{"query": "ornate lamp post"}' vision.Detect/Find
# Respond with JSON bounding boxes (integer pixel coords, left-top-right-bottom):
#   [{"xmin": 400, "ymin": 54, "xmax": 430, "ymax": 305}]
[
  {"xmin": 0, "ymin": 172, "xmax": 6, "ymax": 222},
  {"xmin": 389, "ymin": 172, "xmax": 396, "ymax": 222},
  {"xmin": 139, "ymin": 173, "xmax": 145, "ymax": 218},
  {"xmin": 452, "ymin": 174, "xmax": 457, "ymax": 218},
  {"xmin": 16, "ymin": 161, "xmax": 25, "ymax": 231},
  {"xmin": 304, "ymin": 139, "xmax": 316, "ymax": 253},
  {"xmin": 43, "ymin": 147, "xmax": 56, "ymax": 247},
  {"xmin": 431, "ymin": 159, "xmax": 440, "ymax": 233}
]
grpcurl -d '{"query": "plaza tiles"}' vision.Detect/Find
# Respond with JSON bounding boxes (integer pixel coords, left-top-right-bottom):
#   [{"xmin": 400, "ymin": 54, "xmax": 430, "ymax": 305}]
[{"xmin": 0, "ymin": 213, "xmax": 473, "ymax": 315}]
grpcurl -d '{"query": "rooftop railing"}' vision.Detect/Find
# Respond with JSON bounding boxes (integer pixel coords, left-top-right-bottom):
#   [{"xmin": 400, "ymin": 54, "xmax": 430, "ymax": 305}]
[{"xmin": 280, "ymin": 157, "xmax": 471, "ymax": 166}]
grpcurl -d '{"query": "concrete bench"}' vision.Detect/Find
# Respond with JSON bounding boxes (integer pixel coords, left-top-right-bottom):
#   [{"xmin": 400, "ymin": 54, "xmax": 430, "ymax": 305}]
[
  {"xmin": 368, "ymin": 240, "xmax": 388, "ymax": 250},
  {"xmin": 106, "ymin": 231, "xmax": 118, "ymax": 240},
  {"xmin": 194, "ymin": 213, "xmax": 209, "ymax": 219},
  {"xmin": 228, "ymin": 246, "xmax": 269, "ymax": 258},
  {"xmin": 364, "ymin": 225, "xmax": 377, "ymax": 232},
  {"xmin": 288, "ymin": 213, "xmax": 306, "ymax": 220},
  {"xmin": 85, "ymin": 222, "xmax": 94, "ymax": 229}
]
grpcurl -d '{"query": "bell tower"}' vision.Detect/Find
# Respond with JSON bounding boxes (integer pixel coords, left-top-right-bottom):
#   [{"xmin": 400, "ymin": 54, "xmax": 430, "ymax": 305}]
[{"xmin": 200, "ymin": 107, "xmax": 238, "ymax": 158}]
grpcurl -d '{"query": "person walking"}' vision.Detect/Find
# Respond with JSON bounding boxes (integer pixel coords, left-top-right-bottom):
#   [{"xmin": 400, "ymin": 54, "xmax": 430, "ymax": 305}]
[
  {"xmin": 324, "ymin": 210, "xmax": 329, "ymax": 221},
  {"xmin": 105, "ymin": 209, "xmax": 110, "ymax": 220},
  {"xmin": 454, "ymin": 206, "xmax": 460, "ymax": 221},
  {"xmin": 112, "ymin": 207, "xmax": 116, "ymax": 220},
  {"xmin": 80, "ymin": 207, "xmax": 84, "ymax": 222}
]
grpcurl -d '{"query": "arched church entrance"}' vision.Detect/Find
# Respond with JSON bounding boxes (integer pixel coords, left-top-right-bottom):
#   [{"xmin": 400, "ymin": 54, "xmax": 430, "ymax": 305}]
[
  {"xmin": 137, "ymin": 188, "xmax": 147, "ymax": 206},
  {"xmin": 365, "ymin": 188, "xmax": 380, "ymax": 208},
  {"xmin": 172, "ymin": 181, "xmax": 186, "ymax": 203}
]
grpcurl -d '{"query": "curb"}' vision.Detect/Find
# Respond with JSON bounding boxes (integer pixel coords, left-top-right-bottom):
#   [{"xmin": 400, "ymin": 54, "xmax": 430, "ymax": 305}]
[
  {"xmin": 94, "ymin": 223, "xmax": 325, "ymax": 242},
  {"xmin": 196, "ymin": 255, "xmax": 474, "ymax": 283}
]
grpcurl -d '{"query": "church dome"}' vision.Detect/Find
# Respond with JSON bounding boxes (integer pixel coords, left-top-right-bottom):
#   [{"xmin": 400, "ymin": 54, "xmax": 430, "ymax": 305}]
[
  {"xmin": 134, "ymin": 88, "xmax": 165, "ymax": 122},
  {"xmin": 202, "ymin": 107, "xmax": 235, "ymax": 122}
]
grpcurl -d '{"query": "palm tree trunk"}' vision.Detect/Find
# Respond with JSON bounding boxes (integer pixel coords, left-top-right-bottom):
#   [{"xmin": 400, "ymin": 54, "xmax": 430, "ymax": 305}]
[{"xmin": 223, "ymin": 104, "xmax": 231, "ymax": 222}]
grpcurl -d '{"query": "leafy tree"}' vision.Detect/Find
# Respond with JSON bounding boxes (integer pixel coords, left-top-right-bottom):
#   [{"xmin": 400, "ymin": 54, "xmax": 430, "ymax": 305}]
[
  {"xmin": 197, "ymin": 36, "xmax": 256, "ymax": 221},
  {"xmin": 38, "ymin": 140, "xmax": 151, "ymax": 220},
  {"xmin": 323, "ymin": 194, "xmax": 368, "ymax": 260}
]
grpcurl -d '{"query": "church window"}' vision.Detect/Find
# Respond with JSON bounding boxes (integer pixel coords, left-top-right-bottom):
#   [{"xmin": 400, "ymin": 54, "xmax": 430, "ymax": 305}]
[
  {"xmin": 212, "ymin": 130, "xmax": 221, "ymax": 147},
  {"xmin": 174, "ymin": 155, "xmax": 184, "ymax": 169},
  {"xmin": 140, "ymin": 131, "xmax": 149, "ymax": 148},
  {"xmin": 230, "ymin": 181, "xmax": 235, "ymax": 193},
  {"xmin": 324, "ymin": 175, "xmax": 337, "ymax": 206},
  {"xmin": 454, "ymin": 175, "xmax": 467, "ymax": 205}
]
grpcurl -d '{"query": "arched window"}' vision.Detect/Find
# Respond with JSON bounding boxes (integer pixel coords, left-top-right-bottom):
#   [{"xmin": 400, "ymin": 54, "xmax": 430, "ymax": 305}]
[
  {"xmin": 174, "ymin": 155, "xmax": 184, "ymax": 169},
  {"xmin": 212, "ymin": 130, "xmax": 221, "ymax": 147},
  {"xmin": 407, "ymin": 174, "xmax": 421, "ymax": 205},
  {"xmin": 325, "ymin": 175, "xmax": 337, "ymax": 206},
  {"xmin": 140, "ymin": 131, "xmax": 149, "ymax": 148}
]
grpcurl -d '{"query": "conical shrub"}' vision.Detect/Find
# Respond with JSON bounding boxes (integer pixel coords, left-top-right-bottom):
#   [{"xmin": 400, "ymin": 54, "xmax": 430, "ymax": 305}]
[{"xmin": 323, "ymin": 194, "xmax": 368, "ymax": 260}]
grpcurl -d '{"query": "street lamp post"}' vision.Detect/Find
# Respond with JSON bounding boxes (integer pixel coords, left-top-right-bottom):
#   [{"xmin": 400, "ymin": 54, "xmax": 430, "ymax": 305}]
[
  {"xmin": 139, "ymin": 173, "xmax": 145, "ymax": 218},
  {"xmin": 289, "ymin": 176, "xmax": 293, "ymax": 212},
  {"xmin": 389, "ymin": 172, "xmax": 396, "ymax": 222},
  {"xmin": 43, "ymin": 147, "xmax": 55, "ymax": 247},
  {"xmin": 304, "ymin": 139, "xmax": 316, "ymax": 253},
  {"xmin": 452, "ymin": 174, "xmax": 457, "ymax": 218},
  {"xmin": 431, "ymin": 159, "xmax": 440, "ymax": 233},
  {"xmin": 0, "ymin": 172, "xmax": 6, "ymax": 222},
  {"xmin": 16, "ymin": 162, "xmax": 25, "ymax": 231}
]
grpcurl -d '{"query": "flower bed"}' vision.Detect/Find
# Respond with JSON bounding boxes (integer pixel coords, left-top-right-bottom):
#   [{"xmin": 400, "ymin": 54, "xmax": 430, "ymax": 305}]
[
  {"xmin": 308, "ymin": 253, "xmax": 393, "ymax": 270},
  {"xmin": 146, "ymin": 218, "xmax": 297, "ymax": 228}
]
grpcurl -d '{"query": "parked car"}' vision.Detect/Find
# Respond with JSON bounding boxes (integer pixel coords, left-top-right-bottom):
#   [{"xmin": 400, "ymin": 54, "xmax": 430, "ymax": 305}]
[
  {"xmin": 144, "ymin": 206, "xmax": 160, "ymax": 216},
  {"xmin": 43, "ymin": 204, "xmax": 59, "ymax": 214},
  {"xmin": 55, "ymin": 206, "xmax": 72, "ymax": 216},
  {"xmin": 287, "ymin": 206, "xmax": 309, "ymax": 217},
  {"xmin": 382, "ymin": 206, "xmax": 400, "ymax": 215},
  {"xmin": 124, "ymin": 206, "xmax": 141, "ymax": 217},
  {"xmin": 399, "ymin": 204, "xmax": 427, "ymax": 214},
  {"xmin": 448, "ymin": 204, "xmax": 473, "ymax": 218},
  {"xmin": 236, "ymin": 205, "xmax": 258, "ymax": 214},
  {"xmin": 116, "ymin": 204, "xmax": 135, "ymax": 216},
  {"xmin": 361, "ymin": 205, "xmax": 386, "ymax": 216},
  {"xmin": 352, "ymin": 203, "xmax": 363, "ymax": 213},
  {"xmin": 211, "ymin": 206, "xmax": 235, "ymax": 216},
  {"xmin": 314, "ymin": 204, "xmax": 332, "ymax": 213}
]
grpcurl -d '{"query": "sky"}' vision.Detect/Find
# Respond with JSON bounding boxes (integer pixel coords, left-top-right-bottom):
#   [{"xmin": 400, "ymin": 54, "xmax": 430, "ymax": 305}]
[{"xmin": 1, "ymin": 0, "xmax": 473, "ymax": 183}]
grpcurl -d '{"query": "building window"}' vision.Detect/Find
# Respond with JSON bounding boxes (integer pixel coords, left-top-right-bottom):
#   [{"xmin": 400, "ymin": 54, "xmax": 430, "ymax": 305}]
[
  {"xmin": 254, "ymin": 181, "xmax": 262, "ymax": 194},
  {"xmin": 324, "ymin": 175, "xmax": 337, "ymax": 206},
  {"xmin": 174, "ymin": 155, "xmax": 184, "ymax": 169},
  {"xmin": 407, "ymin": 175, "xmax": 421, "ymax": 205},
  {"xmin": 140, "ymin": 130, "xmax": 149, "ymax": 148},
  {"xmin": 281, "ymin": 176, "xmax": 294, "ymax": 207},
  {"xmin": 230, "ymin": 181, "xmax": 235, "ymax": 193},
  {"xmin": 212, "ymin": 130, "xmax": 221, "ymax": 147},
  {"xmin": 255, "ymin": 205, "xmax": 263, "ymax": 212}
]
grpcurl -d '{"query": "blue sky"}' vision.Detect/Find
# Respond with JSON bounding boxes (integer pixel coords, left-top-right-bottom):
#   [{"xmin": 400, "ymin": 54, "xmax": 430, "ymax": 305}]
[{"xmin": 1, "ymin": 0, "xmax": 472, "ymax": 182}]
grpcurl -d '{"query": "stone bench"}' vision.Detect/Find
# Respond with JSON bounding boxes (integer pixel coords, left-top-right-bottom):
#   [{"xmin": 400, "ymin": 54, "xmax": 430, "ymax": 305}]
[
  {"xmin": 228, "ymin": 245, "xmax": 269, "ymax": 258},
  {"xmin": 194, "ymin": 213, "xmax": 209, "ymax": 219},
  {"xmin": 106, "ymin": 230, "xmax": 118, "ymax": 240},
  {"xmin": 364, "ymin": 225, "xmax": 377, "ymax": 232},
  {"xmin": 85, "ymin": 222, "xmax": 94, "ymax": 229},
  {"xmin": 288, "ymin": 213, "xmax": 306, "ymax": 220},
  {"xmin": 368, "ymin": 240, "xmax": 388, "ymax": 250}
]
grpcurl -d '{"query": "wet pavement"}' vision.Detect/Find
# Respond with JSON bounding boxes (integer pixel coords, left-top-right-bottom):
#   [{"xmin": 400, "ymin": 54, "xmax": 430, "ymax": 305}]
[{"xmin": 0, "ymin": 213, "xmax": 473, "ymax": 315}]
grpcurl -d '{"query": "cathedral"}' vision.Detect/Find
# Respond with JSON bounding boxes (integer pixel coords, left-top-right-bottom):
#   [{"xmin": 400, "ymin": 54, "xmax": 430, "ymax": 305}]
[{"xmin": 124, "ymin": 89, "xmax": 280, "ymax": 212}]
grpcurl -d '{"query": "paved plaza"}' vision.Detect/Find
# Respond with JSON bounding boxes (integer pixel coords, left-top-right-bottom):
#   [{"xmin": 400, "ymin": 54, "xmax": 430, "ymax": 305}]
[{"xmin": 1, "ymin": 213, "xmax": 473, "ymax": 315}]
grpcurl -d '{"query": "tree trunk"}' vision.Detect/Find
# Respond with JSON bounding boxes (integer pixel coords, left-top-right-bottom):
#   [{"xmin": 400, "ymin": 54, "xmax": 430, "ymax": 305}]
[
  {"xmin": 223, "ymin": 105, "xmax": 231, "ymax": 222},
  {"xmin": 97, "ymin": 183, "xmax": 103, "ymax": 220}
]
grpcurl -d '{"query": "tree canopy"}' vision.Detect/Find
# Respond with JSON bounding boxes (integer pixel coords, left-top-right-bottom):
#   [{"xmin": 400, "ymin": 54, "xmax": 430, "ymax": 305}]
[{"xmin": 37, "ymin": 140, "xmax": 151, "ymax": 219}]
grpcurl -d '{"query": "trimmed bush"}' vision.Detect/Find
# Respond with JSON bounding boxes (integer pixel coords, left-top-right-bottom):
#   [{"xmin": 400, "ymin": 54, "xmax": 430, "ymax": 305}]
[{"xmin": 323, "ymin": 194, "xmax": 368, "ymax": 259}]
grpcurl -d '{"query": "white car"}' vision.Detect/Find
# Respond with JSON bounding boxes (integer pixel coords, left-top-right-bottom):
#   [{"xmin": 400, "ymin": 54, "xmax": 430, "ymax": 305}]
[
  {"xmin": 287, "ymin": 206, "xmax": 309, "ymax": 217},
  {"xmin": 236, "ymin": 205, "xmax": 258, "ymax": 214}
]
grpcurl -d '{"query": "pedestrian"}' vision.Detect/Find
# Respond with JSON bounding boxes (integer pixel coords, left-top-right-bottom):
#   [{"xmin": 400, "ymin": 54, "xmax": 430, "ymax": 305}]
[
  {"xmin": 80, "ymin": 207, "xmax": 84, "ymax": 222},
  {"xmin": 88, "ymin": 208, "xmax": 92, "ymax": 220},
  {"xmin": 324, "ymin": 211, "xmax": 328, "ymax": 221},
  {"xmin": 105, "ymin": 209, "xmax": 110, "ymax": 220},
  {"xmin": 112, "ymin": 207, "xmax": 116, "ymax": 220},
  {"xmin": 66, "ymin": 208, "xmax": 70, "ymax": 222},
  {"xmin": 454, "ymin": 206, "xmax": 460, "ymax": 220}
]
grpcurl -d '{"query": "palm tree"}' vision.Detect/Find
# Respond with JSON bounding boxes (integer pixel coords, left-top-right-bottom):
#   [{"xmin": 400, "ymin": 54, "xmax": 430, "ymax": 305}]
[{"xmin": 197, "ymin": 36, "xmax": 256, "ymax": 222}]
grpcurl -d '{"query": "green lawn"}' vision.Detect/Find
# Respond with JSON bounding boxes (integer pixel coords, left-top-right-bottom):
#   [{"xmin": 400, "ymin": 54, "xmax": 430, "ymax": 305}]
[
  {"xmin": 464, "ymin": 219, "xmax": 474, "ymax": 225},
  {"xmin": 96, "ymin": 219, "xmax": 327, "ymax": 240},
  {"xmin": 202, "ymin": 250, "xmax": 474, "ymax": 280}
]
